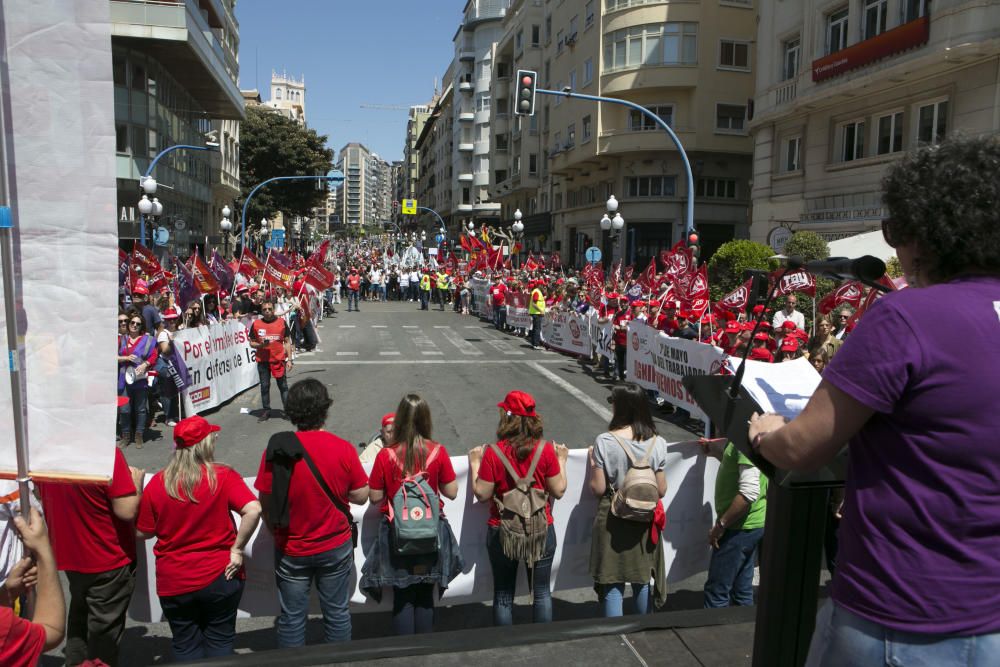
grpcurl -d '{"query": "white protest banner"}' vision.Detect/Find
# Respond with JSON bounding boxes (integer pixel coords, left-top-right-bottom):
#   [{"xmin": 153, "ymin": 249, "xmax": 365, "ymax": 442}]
[
  {"xmin": 175, "ymin": 319, "xmax": 259, "ymax": 414},
  {"xmin": 129, "ymin": 447, "xmax": 718, "ymax": 621},
  {"xmin": 505, "ymin": 292, "xmax": 531, "ymax": 331},
  {"xmin": 592, "ymin": 317, "xmax": 614, "ymax": 361},
  {"xmin": 469, "ymin": 277, "xmax": 491, "ymax": 317},
  {"xmin": 626, "ymin": 322, "xmax": 725, "ymax": 421},
  {"xmin": 542, "ymin": 310, "xmax": 593, "ymax": 356},
  {"xmin": 0, "ymin": 0, "xmax": 119, "ymax": 480}
]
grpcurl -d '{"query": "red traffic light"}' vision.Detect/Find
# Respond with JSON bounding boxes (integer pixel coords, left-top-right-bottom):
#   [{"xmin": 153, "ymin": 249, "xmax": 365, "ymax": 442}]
[
  {"xmin": 688, "ymin": 232, "xmax": 699, "ymax": 244},
  {"xmin": 521, "ymin": 74, "xmax": 534, "ymax": 86}
]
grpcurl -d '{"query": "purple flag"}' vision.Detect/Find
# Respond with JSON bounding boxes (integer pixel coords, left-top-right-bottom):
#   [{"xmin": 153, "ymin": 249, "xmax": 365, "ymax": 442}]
[
  {"xmin": 175, "ymin": 260, "xmax": 200, "ymax": 310},
  {"xmin": 209, "ymin": 250, "xmax": 235, "ymax": 289}
]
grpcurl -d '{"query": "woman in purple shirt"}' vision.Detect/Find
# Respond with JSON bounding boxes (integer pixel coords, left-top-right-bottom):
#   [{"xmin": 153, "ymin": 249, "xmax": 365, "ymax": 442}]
[{"xmin": 750, "ymin": 136, "xmax": 1000, "ymax": 666}]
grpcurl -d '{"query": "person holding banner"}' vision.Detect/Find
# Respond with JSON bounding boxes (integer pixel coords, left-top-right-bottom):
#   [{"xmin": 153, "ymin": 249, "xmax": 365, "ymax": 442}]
[
  {"xmin": 749, "ymin": 136, "xmax": 1000, "ymax": 665},
  {"xmin": 588, "ymin": 383, "xmax": 669, "ymax": 617},
  {"xmin": 137, "ymin": 417, "xmax": 261, "ymax": 661}
]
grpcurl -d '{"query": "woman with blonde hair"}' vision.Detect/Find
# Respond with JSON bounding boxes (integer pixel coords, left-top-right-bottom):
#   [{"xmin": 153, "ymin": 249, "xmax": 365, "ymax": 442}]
[
  {"xmin": 137, "ymin": 417, "xmax": 261, "ymax": 661},
  {"xmin": 808, "ymin": 315, "xmax": 842, "ymax": 361},
  {"xmin": 362, "ymin": 394, "xmax": 462, "ymax": 635}
]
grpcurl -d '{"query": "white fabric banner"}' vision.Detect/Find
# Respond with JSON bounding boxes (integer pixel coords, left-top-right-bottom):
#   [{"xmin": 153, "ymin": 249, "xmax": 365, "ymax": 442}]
[
  {"xmin": 469, "ymin": 278, "xmax": 491, "ymax": 317},
  {"xmin": 176, "ymin": 319, "xmax": 259, "ymax": 415},
  {"xmin": 0, "ymin": 1, "xmax": 119, "ymax": 480},
  {"xmin": 129, "ymin": 447, "xmax": 718, "ymax": 621},
  {"xmin": 505, "ymin": 292, "xmax": 531, "ymax": 331},
  {"xmin": 541, "ymin": 310, "xmax": 592, "ymax": 356},
  {"xmin": 626, "ymin": 323, "xmax": 726, "ymax": 421},
  {"xmin": 593, "ymin": 318, "xmax": 614, "ymax": 361}
]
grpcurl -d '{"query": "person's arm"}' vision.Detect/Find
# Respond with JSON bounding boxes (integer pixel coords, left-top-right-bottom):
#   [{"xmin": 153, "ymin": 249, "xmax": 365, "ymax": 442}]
[
  {"xmin": 439, "ymin": 479, "xmax": 458, "ymax": 500},
  {"xmin": 587, "ymin": 446, "xmax": 606, "ymax": 497},
  {"xmin": 709, "ymin": 493, "xmax": 751, "ymax": 549},
  {"xmin": 225, "ymin": 500, "xmax": 262, "ymax": 580},
  {"xmin": 468, "ymin": 446, "xmax": 495, "ymax": 502},
  {"xmin": 749, "ymin": 379, "xmax": 873, "ymax": 471},
  {"xmin": 110, "ymin": 466, "xmax": 145, "ymax": 522},
  {"xmin": 348, "ymin": 484, "xmax": 370, "ymax": 505},
  {"xmin": 258, "ymin": 491, "xmax": 272, "ymax": 529},
  {"xmin": 14, "ymin": 509, "xmax": 65, "ymax": 650},
  {"xmin": 546, "ymin": 444, "xmax": 569, "ymax": 499}
]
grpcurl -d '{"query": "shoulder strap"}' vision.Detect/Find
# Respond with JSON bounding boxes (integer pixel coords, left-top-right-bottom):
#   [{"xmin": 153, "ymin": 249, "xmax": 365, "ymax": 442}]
[
  {"xmin": 386, "ymin": 439, "xmax": 439, "ymax": 477},
  {"xmin": 488, "ymin": 443, "xmax": 522, "ymax": 483},
  {"xmin": 636, "ymin": 437, "xmax": 658, "ymax": 467},
  {"xmin": 610, "ymin": 433, "xmax": 640, "ymax": 467},
  {"xmin": 524, "ymin": 440, "xmax": 547, "ymax": 481},
  {"xmin": 297, "ymin": 439, "xmax": 355, "ymax": 528}
]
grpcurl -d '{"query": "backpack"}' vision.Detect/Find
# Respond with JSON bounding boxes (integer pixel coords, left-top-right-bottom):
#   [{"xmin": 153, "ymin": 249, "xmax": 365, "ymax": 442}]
[
  {"xmin": 608, "ymin": 434, "xmax": 661, "ymax": 522},
  {"xmin": 385, "ymin": 443, "xmax": 441, "ymax": 556},
  {"xmin": 489, "ymin": 442, "xmax": 550, "ymax": 565}
]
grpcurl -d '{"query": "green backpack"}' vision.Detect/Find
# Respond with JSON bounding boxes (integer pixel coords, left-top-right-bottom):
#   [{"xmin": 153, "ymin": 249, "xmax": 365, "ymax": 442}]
[{"xmin": 386, "ymin": 442, "xmax": 442, "ymax": 556}]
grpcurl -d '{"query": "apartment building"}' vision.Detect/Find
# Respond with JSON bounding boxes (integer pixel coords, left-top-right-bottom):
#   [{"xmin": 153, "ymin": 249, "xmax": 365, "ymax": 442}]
[
  {"xmin": 111, "ymin": 0, "xmax": 243, "ymax": 252},
  {"xmin": 336, "ymin": 143, "xmax": 393, "ymax": 229},
  {"xmin": 535, "ymin": 0, "xmax": 757, "ymax": 267},
  {"xmin": 404, "ymin": 105, "xmax": 432, "ymax": 201},
  {"xmin": 750, "ymin": 0, "xmax": 1000, "ymax": 250},
  {"xmin": 415, "ymin": 82, "xmax": 455, "ymax": 230}
]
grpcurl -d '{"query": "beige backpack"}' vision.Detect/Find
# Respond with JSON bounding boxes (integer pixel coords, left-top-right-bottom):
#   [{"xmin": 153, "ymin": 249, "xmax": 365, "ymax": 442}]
[
  {"xmin": 489, "ymin": 442, "xmax": 550, "ymax": 565},
  {"xmin": 609, "ymin": 434, "xmax": 660, "ymax": 522}
]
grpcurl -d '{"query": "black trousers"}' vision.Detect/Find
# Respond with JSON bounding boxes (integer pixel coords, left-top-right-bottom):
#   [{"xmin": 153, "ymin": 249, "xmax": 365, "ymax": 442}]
[
  {"xmin": 615, "ymin": 345, "xmax": 627, "ymax": 381},
  {"xmin": 160, "ymin": 572, "xmax": 245, "ymax": 662},
  {"xmin": 65, "ymin": 562, "xmax": 136, "ymax": 667},
  {"xmin": 257, "ymin": 363, "xmax": 289, "ymax": 411}
]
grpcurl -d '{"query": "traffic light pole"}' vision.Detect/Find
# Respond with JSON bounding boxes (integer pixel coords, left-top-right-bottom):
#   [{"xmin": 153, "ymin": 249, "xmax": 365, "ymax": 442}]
[
  {"xmin": 534, "ymin": 88, "xmax": 695, "ymax": 239},
  {"xmin": 240, "ymin": 173, "xmax": 343, "ymax": 251}
]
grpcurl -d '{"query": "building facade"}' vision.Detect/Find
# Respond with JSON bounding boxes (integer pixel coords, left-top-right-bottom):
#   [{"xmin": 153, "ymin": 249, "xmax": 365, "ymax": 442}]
[
  {"xmin": 336, "ymin": 142, "xmax": 392, "ymax": 229},
  {"xmin": 404, "ymin": 104, "xmax": 432, "ymax": 205},
  {"xmin": 111, "ymin": 0, "xmax": 243, "ymax": 254},
  {"xmin": 415, "ymin": 82, "xmax": 455, "ymax": 232},
  {"xmin": 750, "ymin": 0, "xmax": 1000, "ymax": 250},
  {"xmin": 267, "ymin": 70, "xmax": 306, "ymax": 125}
]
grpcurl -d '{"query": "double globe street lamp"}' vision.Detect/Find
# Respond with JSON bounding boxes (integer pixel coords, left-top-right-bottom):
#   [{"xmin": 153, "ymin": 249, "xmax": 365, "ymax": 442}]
[
  {"xmin": 220, "ymin": 205, "xmax": 232, "ymax": 257},
  {"xmin": 600, "ymin": 195, "xmax": 625, "ymax": 262}
]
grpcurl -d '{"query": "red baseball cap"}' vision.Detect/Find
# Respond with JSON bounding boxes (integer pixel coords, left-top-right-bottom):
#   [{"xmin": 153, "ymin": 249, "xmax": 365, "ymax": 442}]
[
  {"xmin": 749, "ymin": 347, "xmax": 773, "ymax": 362},
  {"xmin": 781, "ymin": 320, "xmax": 797, "ymax": 330},
  {"xmin": 381, "ymin": 413, "xmax": 395, "ymax": 428},
  {"xmin": 133, "ymin": 279, "xmax": 149, "ymax": 296},
  {"xmin": 725, "ymin": 320, "xmax": 741, "ymax": 334},
  {"xmin": 498, "ymin": 390, "xmax": 537, "ymax": 417},
  {"xmin": 780, "ymin": 338, "xmax": 800, "ymax": 353},
  {"xmin": 753, "ymin": 332, "xmax": 770, "ymax": 341},
  {"xmin": 173, "ymin": 415, "xmax": 221, "ymax": 449}
]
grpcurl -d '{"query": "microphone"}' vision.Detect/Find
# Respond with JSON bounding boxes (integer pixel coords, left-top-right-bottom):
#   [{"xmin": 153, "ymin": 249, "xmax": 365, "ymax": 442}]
[{"xmin": 780, "ymin": 255, "xmax": 886, "ymax": 282}]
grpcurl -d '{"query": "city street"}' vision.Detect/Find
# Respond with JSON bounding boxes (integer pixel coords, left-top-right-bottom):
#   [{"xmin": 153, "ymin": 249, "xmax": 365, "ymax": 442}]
[{"xmin": 124, "ymin": 300, "xmax": 699, "ymax": 475}]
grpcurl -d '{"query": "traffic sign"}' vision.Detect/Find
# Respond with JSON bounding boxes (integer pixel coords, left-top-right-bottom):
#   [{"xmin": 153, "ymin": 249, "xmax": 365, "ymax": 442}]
[
  {"xmin": 585, "ymin": 246, "xmax": 602, "ymax": 263},
  {"xmin": 401, "ymin": 199, "xmax": 417, "ymax": 215},
  {"xmin": 270, "ymin": 229, "xmax": 285, "ymax": 248},
  {"xmin": 153, "ymin": 226, "xmax": 170, "ymax": 246}
]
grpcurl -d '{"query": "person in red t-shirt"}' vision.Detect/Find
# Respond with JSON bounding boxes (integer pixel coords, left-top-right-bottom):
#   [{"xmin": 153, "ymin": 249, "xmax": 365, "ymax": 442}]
[
  {"xmin": 0, "ymin": 509, "xmax": 65, "ymax": 666},
  {"xmin": 137, "ymin": 417, "xmax": 261, "ymax": 661},
  {"xmin": 748, "ymin": 332, "xmax": 775, "ymax": 362},
  {"xmin": 248, "ymin": 298, "xmax": 293, "ymax": 422},
  {"xmin": 36, "ymin": 445, "xmax": 143, "ymax": 667},
  {"xmin": 468, "ymin": 391, "xmax": 568, "ymax": 626},
  {"xmin": 612, "ymin": 305, "xmax": 633, "ymax": 382},
  {"xmin": 346, "ymin": 268, "xmax": 362, "ymax": 312},
  {"xmin": 362, "ymin": 393, "xmax": 462, "ymax": 635},
  {"xmin": 255, "ymin": 379, "xmax": 369, "ymax": 647},
  {"xmin": 490, "ymin": 275, "xmax": 508, "ymax": 331}
]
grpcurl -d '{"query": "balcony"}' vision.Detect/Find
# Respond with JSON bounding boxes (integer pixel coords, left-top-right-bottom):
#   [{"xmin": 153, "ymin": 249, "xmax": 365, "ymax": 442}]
[
  {"xmin": 459, "ymin": 112, "xmax": 475, "ymax": 122},
  {"xmin": 601, "ymin": 65, "xmax": 699, "ymax": 95},
  {"xmin": 812, "ymin": 16, "xmax": 930, "ymax": 82},
  {"xmin": 458, "ymin": 172, "xmax": 474, "ymax": 182},
  {"xmin": 598, "ymin": 127, "xmax": 698, "ymax": 156},
  {"xmin": 474, "ymin": 201, "xmax": 501, "ymax": 213},
  {"xmin": 473, "ymin": 172, "xmax": 490, "ymax": 186},
  {"xmin": 459, "ymin": 80, "xmax": 474, "ymax": 92},
  {"xmin": 110, "ymin": 0, "xmax": 243, "ymax": 118},
  {"xmin": 459, "ymin": 50, "xmax": 476, "ymax": 62},
  {"xmin": 458, "ymin": 142, "xmax": 474, "ymax": 152},
  {"xmin": 774, "ymin": 80, "xmax": 797, "ymax": 106}
]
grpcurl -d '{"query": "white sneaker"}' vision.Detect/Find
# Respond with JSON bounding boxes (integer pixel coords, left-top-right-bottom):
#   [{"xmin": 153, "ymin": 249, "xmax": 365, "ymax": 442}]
[{"xmin": 166, "ymin": 420, "xmax": 177, "ymax": 427}]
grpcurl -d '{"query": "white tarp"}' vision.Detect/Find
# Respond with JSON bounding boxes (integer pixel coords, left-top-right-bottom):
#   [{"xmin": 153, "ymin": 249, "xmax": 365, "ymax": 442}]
[
  {"xmin": 626, "ymin": 323, "xmax": 726, "ymax": 421},
  {"xmin": 175, "ymin": 319, "xmax": 260, "ymax": 415},
  {"xmin": 129, "ymin": 447, "xmax": 718, "ymax": 621},
  {"xmin": 0, "ymin": 1, "xmax": 119, "ymax": 480}
]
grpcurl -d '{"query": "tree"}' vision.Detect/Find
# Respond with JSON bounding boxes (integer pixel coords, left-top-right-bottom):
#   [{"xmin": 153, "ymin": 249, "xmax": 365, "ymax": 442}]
[
  {"xmin": 238, "ymin": 106, "xmax": 334, "ymax": 230},
  {"xmin": 782, "ymin": 231, "xmax": 829, "ymax": 261},
  {"xmin": 707, "ymin": 240, "xmax": 776, "ymax": 301},
  {"xmin": 885, "ymin": 255, "xmax": 903, "ymax": 278}
]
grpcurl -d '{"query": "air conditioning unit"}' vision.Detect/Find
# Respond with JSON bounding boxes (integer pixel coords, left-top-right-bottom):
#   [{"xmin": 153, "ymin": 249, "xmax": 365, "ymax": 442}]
[{"xmin": 565, "ymin": 32, "xmax": 578, "ymax": 47}]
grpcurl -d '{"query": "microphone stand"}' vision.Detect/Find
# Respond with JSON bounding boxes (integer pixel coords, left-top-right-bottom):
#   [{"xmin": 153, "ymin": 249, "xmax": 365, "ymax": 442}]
[{"xmin": 728, "ymin": 267, "xmax": 790, "ymax": 399}]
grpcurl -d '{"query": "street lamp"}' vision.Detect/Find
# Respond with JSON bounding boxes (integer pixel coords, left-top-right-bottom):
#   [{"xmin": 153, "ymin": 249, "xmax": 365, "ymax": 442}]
[
  {"xmin": 220, "ymin": 205, "xmax": 232, "ymax": 257},
  {"xmin": 600, "ymin": 195, "xmax": 625, "ymax": 263}
]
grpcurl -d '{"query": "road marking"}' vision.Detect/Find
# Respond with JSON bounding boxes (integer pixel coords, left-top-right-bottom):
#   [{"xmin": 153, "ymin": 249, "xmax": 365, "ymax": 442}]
[
  {"xmin": 371, "ymin": 325, "xmax": 387, "ymax": 328},
  {"xmin": 412, "ymin": 330, "xmax": 444, "ymax": 357},
  {"xmin": 338, "ymin": 325, "xmax": 356, "ymax": 329},
  {"xmin": 422, "ymin": 351, "xmax": 444, "ymax": 356},
  {"xmin": 437, "ymin": 326, "xmax": 483, "ymax": 356},
  {"xmin": 380, "ymin": 351, "xmax": 402, "ymax": 356},
  {"xmin": 528, "ymin": 361, "xmax": 612, "ymax": 422},
  {"xmin": 336, "ymin": 351, "xmax": 358, "ymax": 356},
  {"xmin": 296, "ymin": 359, "xmax": 567, "ymax": 365},
  {"xmin": 503, "ymin": 350, "xmax": 525, "ymax": 356},
  {"xmin": 433, "ymin": 325, "xmax": 449, "ymax": 329},
  {"xmin": 401, "ymin": 325, "xmax": 418, "ymax": 329}
]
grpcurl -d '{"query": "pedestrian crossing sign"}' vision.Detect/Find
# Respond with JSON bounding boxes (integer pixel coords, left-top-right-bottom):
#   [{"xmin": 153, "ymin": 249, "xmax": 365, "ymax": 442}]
[{"xmin": 402, "ymin": 199, "xmax": 417, "ymax": 215}]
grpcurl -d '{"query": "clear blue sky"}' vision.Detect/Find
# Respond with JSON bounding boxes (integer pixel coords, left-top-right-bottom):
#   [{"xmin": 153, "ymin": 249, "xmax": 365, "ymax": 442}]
[{"xmin": 236, "ymin": 1, "xmax": 461, "ymax": 162}]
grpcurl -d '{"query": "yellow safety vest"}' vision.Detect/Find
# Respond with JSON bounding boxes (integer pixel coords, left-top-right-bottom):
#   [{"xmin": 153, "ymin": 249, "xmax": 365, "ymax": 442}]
[
  {"xmin": 420, "ymin": 275, "xmax": 432, "ymax": 291},
  {"xmin": 436, "ymin": 273, "xmax": 448, "ymax": 289},
  {"xmin": 529, "ymin": 288, "xmax": 546, "ymax": 315}
]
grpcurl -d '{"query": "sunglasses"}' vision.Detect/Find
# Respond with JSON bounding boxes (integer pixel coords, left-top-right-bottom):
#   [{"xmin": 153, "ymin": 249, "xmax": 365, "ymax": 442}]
[
  {"xmin": 129, "ymin": 320, "xmax": 142, "ymax": 326},
  {"xmin": 881, "ymin": 218, "xmax": 899, "ymax": 248},
  {"xmin": 118, "ymin": 319, "xmax": 128, "ymax": 324}
]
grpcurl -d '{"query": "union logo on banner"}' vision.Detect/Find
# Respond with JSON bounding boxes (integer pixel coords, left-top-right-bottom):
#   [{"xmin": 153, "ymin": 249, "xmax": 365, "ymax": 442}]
[
  {"xmin": 721, "ymin": 280, "xmax": 752, "ymax": 310},
  {"xmin": 685, "ymin": 269, "xmax": 709, "ymax": 300},
  {"xmin": 775, "ymin": 269, "xmax": 816, "ymax": 297}
]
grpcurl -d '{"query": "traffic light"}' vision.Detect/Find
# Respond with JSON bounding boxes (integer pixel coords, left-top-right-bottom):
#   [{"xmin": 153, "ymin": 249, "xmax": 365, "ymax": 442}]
[
  {"xmin": 687, "ymin": 229, "xmax": 701, "ymax": 262},
  {"xmin": 515, "ymin": 70, "xmax": 537, "ymax": 116}
]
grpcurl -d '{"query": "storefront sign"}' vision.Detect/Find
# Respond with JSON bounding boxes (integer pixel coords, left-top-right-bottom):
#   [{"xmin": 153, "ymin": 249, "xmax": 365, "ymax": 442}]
[{"xmin": 812, "ymin": 16, "xmax": 929, "ymax": 82}]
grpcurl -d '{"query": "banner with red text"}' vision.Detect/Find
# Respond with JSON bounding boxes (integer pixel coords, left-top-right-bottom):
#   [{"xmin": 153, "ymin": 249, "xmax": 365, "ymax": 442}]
[
  {"xmin": 175, "ymin": 319, "xmax": 259, "ymax": 414},
  {"xmin": 541, "ymin": 309, "xmax": 592, "ymax": 356}
]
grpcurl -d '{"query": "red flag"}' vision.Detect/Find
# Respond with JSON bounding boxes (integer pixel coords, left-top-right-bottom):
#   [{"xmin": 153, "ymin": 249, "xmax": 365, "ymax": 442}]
[
  {"xmin": 524, "ymin": 253, "xmax": 540, "ymax": 272},
  {"xmin": 131, "ymin": 243, "xmax": 161, "ymax": 275},
  {"xmin": 307, "ymin": 239, "xmax": 330, "ymax": 266},
  {"xmin": 549, "ymin": 252, "xmax": 561, "ymax": 270},
  {"xmin": 665, "ymin": 241, "xmax": 693, "ymax": 279},
  {"xmin": 638, "ymin": 256, "xmax": 657, "ymax": 290},
  {"xmin": 622, "ymin": 265, "xmax": 635, "ymax": 283},
  {"xmin": 263, "ymin": 252, "xmax": 295, "ymax": 289},
  {"xmin": 658, "ymin": 249, "xmax": 672, "ymax": 270},
  {"xmin": 238, "ymin": 249, "xmax": 266, "ymax": 276},
  {"xmin": 720, "ymin": 279, "xmax": 753, "ymax": 311},
  {"xmin": 610, "ymin": 259, "xmax": 622, "ymax": 286},
  {"xmin": 818, "ymin": 281, "xmax": 864, "ymax": 315},
  {"xmin": 302, "ymin": 262, "xmax": 335, "ymax": 290},
  {"xmin": 190, "ymin": 254, "xmax": 221, "ymax": 294},
  {"xmin": 146, "ymin": 269, "xmax": 169, "ymax": 294},
  {"xmin": 460, "ymin": 234, "xmax": 473, "ymax": 253},
  {"xmin": 683, "ymin": 265, "xmax": 710, "ymax": 301},
  {"xmin": 770, "ymin": 268, "xmax": 817, "ymax": 297}
]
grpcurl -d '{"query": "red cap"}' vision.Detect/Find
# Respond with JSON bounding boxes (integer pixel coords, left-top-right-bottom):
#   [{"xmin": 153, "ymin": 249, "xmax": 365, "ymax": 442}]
[
  {"xmin": 498, "ymin": 390, "xmax": 537, "ymax": 418},
  {"xmin": 781, "ymin": 320, "xmax": 797, "ymax": 330},
  {"xmin": 753, "ymin": 332, "xmax": 770, "ymax": 341},
  {"xmin": 381, "ymin": 413, "xmax": 395, "ymax": 428},
  {"xmin": 631, "ymin": 300, "xmax": 646, "ymax": 308},
  {"xmin": 780, "ymin": 338, "xmax": 800, "ymax": 353},
  {"xmin": 701, "ymin": 313, "xmax": 718, "ymax": 325},
  {"xmin": 173, "ymin": 415, "xmax": 221, "ymax": 449},
  {"xmin": 161, "ymin": 305, "xmax": 182, "ymax": 320},
  {"xmin": 741, "ymin": 322, "xmax": 756, "ymax": 331},
  {"xmin": 648, "ymin": 299, "xmax": 661, "ymax": 308},
  {"xmin": 749, "ymin": 347, "xmax": 773, "ymax": 362},
  {"xmin": 752, "ymin": 304, "xmax": 765, "ymax": 315},
  {"xmin": 725, "ymin": 320, "xmax": 741, "ymax": 334},
  {"xmin": 133, "ymin": 279, "xmax": 149, "ymax": 296}
]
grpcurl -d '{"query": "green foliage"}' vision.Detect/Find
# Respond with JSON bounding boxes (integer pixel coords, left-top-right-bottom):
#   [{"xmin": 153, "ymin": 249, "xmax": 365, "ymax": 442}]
[
  {"xmin": 885, "ymin": 255, "xmax": 903, "ymax": 278},
  {"xmin": 238, "ymin": 106, "xmax": 334, "ymax": 227},
  {"xmin": 782, "ymin": 231, "xmax": 829, "ymax": 262},
  {"xmin": 706, "ymin": 240, "xmax": 776, "ymax": 301}
]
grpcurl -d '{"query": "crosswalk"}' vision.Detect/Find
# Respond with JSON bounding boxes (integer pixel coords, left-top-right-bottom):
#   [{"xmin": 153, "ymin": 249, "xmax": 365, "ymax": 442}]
[{"xmin": 299, "ymin": 321, "xmax": 554, "ymax": 361}]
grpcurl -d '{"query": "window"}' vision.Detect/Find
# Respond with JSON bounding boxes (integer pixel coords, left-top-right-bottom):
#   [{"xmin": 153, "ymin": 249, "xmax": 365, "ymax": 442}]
[
  {"xmin": 113, "ymin": 55, "xmax": 126, "ymax": 86},
  {"xmin": 131, "ymin": 63, "xmax": 145, "ymax": 91},
  {"xmin": 782, "ymin": 38, "xmax": 800, "ymax": 81},
  {"xmin": 783, "ymin": 137, "xmax": 801, "ymax": 172},
  {"xmin": 529, "ymin": 154, "xmax": 538, "ymax": 174},
  {"xmin": 545, "ymin": 16, "xmax": 552, "ymax": 42},
  {"xmin": 544, "ymin": 59, "xmax": 551, "ymax": 86},
  {"xmin": 557, "ymin": 30, "xmax": 564, "ymax": 54},
  {"xmin": 628, "ymin": 104, "xmax": 674, "ymax": 131},
  {"xmin": 863, "ymin": 0, "xmax": 888, "ymax": 39},
  {"xmin": 531, "ymin": 24, "xmax": 540, "ymax": 46},
  {"xmin": 720, "ymin": 40, "xmax": 750, "ymax": 69},
  {"xmin": 827, "ymin": 7, "xmax": 849, "ymax": 54},
  {"xmin": 477, "ymin": 95, "xmax": 491, "ymax": 111},
  {"xmin": 115, "ymin": 123, "xmax": 128, "ymax": 153},
  {"xmin": 275, "ymin": 88, "xmax": 282, "ymax": 100},
  {"xmin": 570, "ymin": 15, "xmax": 579, "ymax": 37},
  {"xmin": 567, "ymin": 123, "xmax": 576, "ymax": 147},
  {"xmin": 569, "ymin": 69, "xmax": 577, "ymax": 91},
  {"xmin": 696, "ymin": 178, "xmax": 737, "ymax": 199},
  {"xmin": 916, "ymin": 100, "xmax": 947, "ymax": 145},
  {"xmin": 841, "ymin": 120, "xmax": 865, "ymax": 161},
  {"xmin": 555, "ymin": 82, "xmax": 563, "ymax": 106},
  {"xmin": 554, "ymin": 131, "xmax": 562, "ymax": 150},
  {"xmin": 603, "ymin": 22, "xmax": 697, "ymax": 72},
  {"xmin": 516, "ymin": 30, "xmax": 524, "ymax": 52},
  {"xmin": 583, "ymin": 58, "xmax": 594, "ymax": 85},
  {"xmin": 626, "ymin": 176, "xmax": 677, "ymax": 198},
  {"xmin": 902, "ymin": 0, "xmax": 926, "ymax": 23},
  {"xmin": 513, "ymin": 155, "xmax": 521, "ymax": 174},
  {"xmin": 585, "ymin": 1, "xmax": 595, "ymax": 27},
  {"xmin": 716, "ymin": 104, "xmax": 746, "ymax": 132},
  {"xmin": 876, "ymin": 112, "xmax": 903, "ymax": 154},
  {"xmin": 583, "ymin": 115, "xmax": 593, "ymax": 141}
]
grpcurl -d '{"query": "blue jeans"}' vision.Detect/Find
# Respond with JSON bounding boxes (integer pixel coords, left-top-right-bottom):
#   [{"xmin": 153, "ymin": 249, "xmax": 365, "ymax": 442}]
[
  {"xmin": 420, "ymin": 290, "xmax": 429, "ymax": 310},
  {"xmin": 275, "ymin": 540, "xmax": 354, "ymax": 647},
  {"xmin": 118, "ymin": 382, "xmax": 148, "ymax": 441},
  {"xmin": 159, "ymin": 572, "xmax": 244, "ymax": 661},
  {"xmin": 256, "ymin": 363, "xmax": 288, "ymax": 412},
  {"xmin": 600, "ymin": 583, "xmax": 651, "ymax": 617},
  {"xmin": 806, "ymin": 600, "xmax": 1000, "ymax": 667},
  {"xmin": 347, "ymin": 289, "xmax": 360, "ymax": 311},
  {"xmin": 486, "ymin": 524, "xmax": 556, "ymax": 626},
  {"xmin": 703, "ymin": 527, "xmax": 763, "ymax": 608},
  {"xmin": 391, "ymin": 583, "xmax": 434, "ymax": 635}
]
